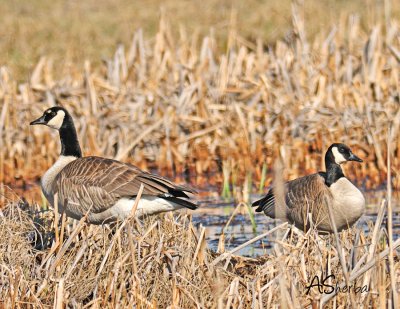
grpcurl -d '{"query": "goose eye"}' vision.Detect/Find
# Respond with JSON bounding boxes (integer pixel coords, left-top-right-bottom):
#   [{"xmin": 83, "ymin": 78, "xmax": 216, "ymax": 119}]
[
  {"xmin": 339, "ymin": 147, "xmax": 345, "ymax": 153},
  {"xmin": 51, "ymin": 112, "xmax": 56, "ymax": 116}
]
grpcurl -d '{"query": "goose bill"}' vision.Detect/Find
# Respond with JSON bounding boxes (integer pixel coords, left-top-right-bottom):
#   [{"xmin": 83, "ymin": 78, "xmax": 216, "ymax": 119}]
[
  {"xmin": 348, "ymin": 153, "xmax": 362, "ymax": 162},
  {"xmin": 30, "ymin": 115, "xmax": 46, "ymax": 125}
]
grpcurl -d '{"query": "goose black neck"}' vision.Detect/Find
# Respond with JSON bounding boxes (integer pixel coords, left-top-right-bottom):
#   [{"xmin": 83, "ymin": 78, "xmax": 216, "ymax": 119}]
[
  {"xmin": 59, "ymin": 117, "xmax": 82, "ymax": 158},
  {"xmin": 324, "ymin": 151, "xmax": 344, "ymax": 186}
]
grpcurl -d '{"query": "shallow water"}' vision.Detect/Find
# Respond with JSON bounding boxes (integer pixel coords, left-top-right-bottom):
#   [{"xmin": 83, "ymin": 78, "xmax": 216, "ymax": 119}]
[
  {"xmin": 5, "ymin": 183, "xmax": 400, "ymax": 257},
  {"xmin": 192, "ymin": 193, "xmax": 400, "ymax": 257}
]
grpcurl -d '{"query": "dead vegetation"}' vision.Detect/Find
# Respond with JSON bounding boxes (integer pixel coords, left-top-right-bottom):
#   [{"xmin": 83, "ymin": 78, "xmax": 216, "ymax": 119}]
[
  {"xmin": 1, "ymin": 6, "xmax": 400, "ymax": 308},
  {"xmin": 0, "ymin": 198, "xmax": 398, "ymax": 308},
  {"xmin": 3, "ymin": 0, "xmax": 399, "ymax": 78},
  {"xmin": 0, "ymin": 11, "xmax": 400, "ymax": 199}
]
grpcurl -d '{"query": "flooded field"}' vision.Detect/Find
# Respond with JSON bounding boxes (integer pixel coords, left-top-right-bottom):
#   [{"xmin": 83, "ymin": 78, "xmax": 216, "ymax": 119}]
[
  {"xmin": 4, "ymin": 182, "xmax": 400, "ymax": 257},
  {"xmin": 1, "ymin": 2, "xmax": 400, "ymax": 305},
  {"xmin": 192, "ymin": 193, "xmax": 400, "ymax": 257},
  {"xmin": 3, "ymin": 182, "xmax": 400, "ymax": 307}
]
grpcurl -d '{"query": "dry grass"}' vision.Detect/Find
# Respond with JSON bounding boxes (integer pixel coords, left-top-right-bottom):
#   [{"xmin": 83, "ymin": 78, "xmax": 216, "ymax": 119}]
[
  {"xmin": 1, "ymin": 3, "xmax": 400, "ymax": 308},
  {"xmin": 0, "ymin": 198, "xmax": 399, "ymax": 307},
  {"xmin": 1, "ymin": 8, "xmax": 400, "ymax": 199},
  {"xmin": 2, "ymin": 0, "xmax": 400, "ymax": 79}
]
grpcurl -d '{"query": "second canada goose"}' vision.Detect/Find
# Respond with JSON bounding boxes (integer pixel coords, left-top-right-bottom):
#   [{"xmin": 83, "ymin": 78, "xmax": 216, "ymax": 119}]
[
  {"xmin": 252, "ymin": 143, "xmax": 365, "ymax": 232},
  {"xmin": 30, "ymin": 106, "xmax": 197, "ymax": 224}
]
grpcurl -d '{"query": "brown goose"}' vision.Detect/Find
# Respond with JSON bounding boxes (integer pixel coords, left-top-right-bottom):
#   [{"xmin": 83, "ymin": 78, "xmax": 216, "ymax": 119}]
[
  {"xmin": 30, "ymin": 106, "xmax": 197, "ymax": 224},
  {"xmin": 252, "ymin": 143, "xmax": 365, "ymax": 232}
]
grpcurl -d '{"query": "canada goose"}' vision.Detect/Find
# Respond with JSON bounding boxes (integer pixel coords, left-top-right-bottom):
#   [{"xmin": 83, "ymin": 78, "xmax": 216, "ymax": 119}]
[
  {"xmin": 30, "ymin": 106, "xmax": 197, "ymax": 224},
  {"xmin": 252, "ymin": 143, "xmax": 365, "ymax": 232}
]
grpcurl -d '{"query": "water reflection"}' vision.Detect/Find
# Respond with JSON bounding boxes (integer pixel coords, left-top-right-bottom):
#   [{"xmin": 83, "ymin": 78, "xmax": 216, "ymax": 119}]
[
  {"xmin": 192, "ymin": 193, "xmax": 400, "ymax": 257},
  {"xmin": 5, "ymin": 183, "xmax": 400, "ymax": 257}
]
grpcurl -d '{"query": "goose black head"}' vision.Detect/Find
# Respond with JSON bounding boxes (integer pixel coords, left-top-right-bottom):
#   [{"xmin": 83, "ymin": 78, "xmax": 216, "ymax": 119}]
[
  {"xmin": 326, "ymin": 143, "xmax": 363, "ymax": 165},
  {"xmin": 30, "ymin": 106, "xmax": 81, "ymax": 157},
  {"xmin": 30, "ymin": 106, "xmax": 70, "ymax": 130}
]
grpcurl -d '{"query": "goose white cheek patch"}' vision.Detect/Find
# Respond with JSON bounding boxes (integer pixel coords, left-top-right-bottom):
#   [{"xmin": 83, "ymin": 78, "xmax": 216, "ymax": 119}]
[
  {"xmin": 47, "ymin": 110, "xmax": 65, "ymax": 129},
  {"xmin": 332, "ymin": 147, "xmax": 346, "ymax": 164}
]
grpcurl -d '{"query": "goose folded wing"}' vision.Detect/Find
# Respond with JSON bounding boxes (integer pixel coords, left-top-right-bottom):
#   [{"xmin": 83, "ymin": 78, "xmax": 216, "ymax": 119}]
[
  {"xmin": 54, "ymin": 156, "xmax": 197, "ymax": 214},
  {"xmin": 286, "ymin": 174, "xmax": 332, "ymax": 227},
  {"xmin": 253, "ymin": 173, "xmax": 328, "ymax": 218}
]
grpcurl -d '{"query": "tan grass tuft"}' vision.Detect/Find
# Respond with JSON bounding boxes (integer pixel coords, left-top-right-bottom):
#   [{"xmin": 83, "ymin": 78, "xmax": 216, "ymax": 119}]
[{"xmin": 0, "ymin": 201, "xmax": 398, "ymax": 307}]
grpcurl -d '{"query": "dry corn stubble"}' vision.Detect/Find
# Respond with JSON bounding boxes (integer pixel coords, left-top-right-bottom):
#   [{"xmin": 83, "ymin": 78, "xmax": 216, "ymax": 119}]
[
  {"xmin": 1, "ymin": 10, "xmax": 400, "ymax": 308},
  {"xmin": 0, "ymin": 13, "xmax": 399, "ymax": 196},
  {"xmin": 0, "ymin": 199, "xmax": 399, "ymax": 307}
]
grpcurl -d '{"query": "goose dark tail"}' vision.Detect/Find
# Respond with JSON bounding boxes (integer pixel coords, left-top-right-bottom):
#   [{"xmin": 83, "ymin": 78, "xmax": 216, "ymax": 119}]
[
  {"xmin": 163, "ymin": 196, "xmax": 198, "ymax": 210},
  {"xmin": 252, "ymin": 191, "xmax": 276, "ymax": 217}
]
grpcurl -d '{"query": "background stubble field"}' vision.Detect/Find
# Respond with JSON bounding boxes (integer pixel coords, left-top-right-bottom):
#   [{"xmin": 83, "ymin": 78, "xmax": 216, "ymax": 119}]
[{"xmin": 0, "ymin": 0, "xmax": 400, "ymax": 308}]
